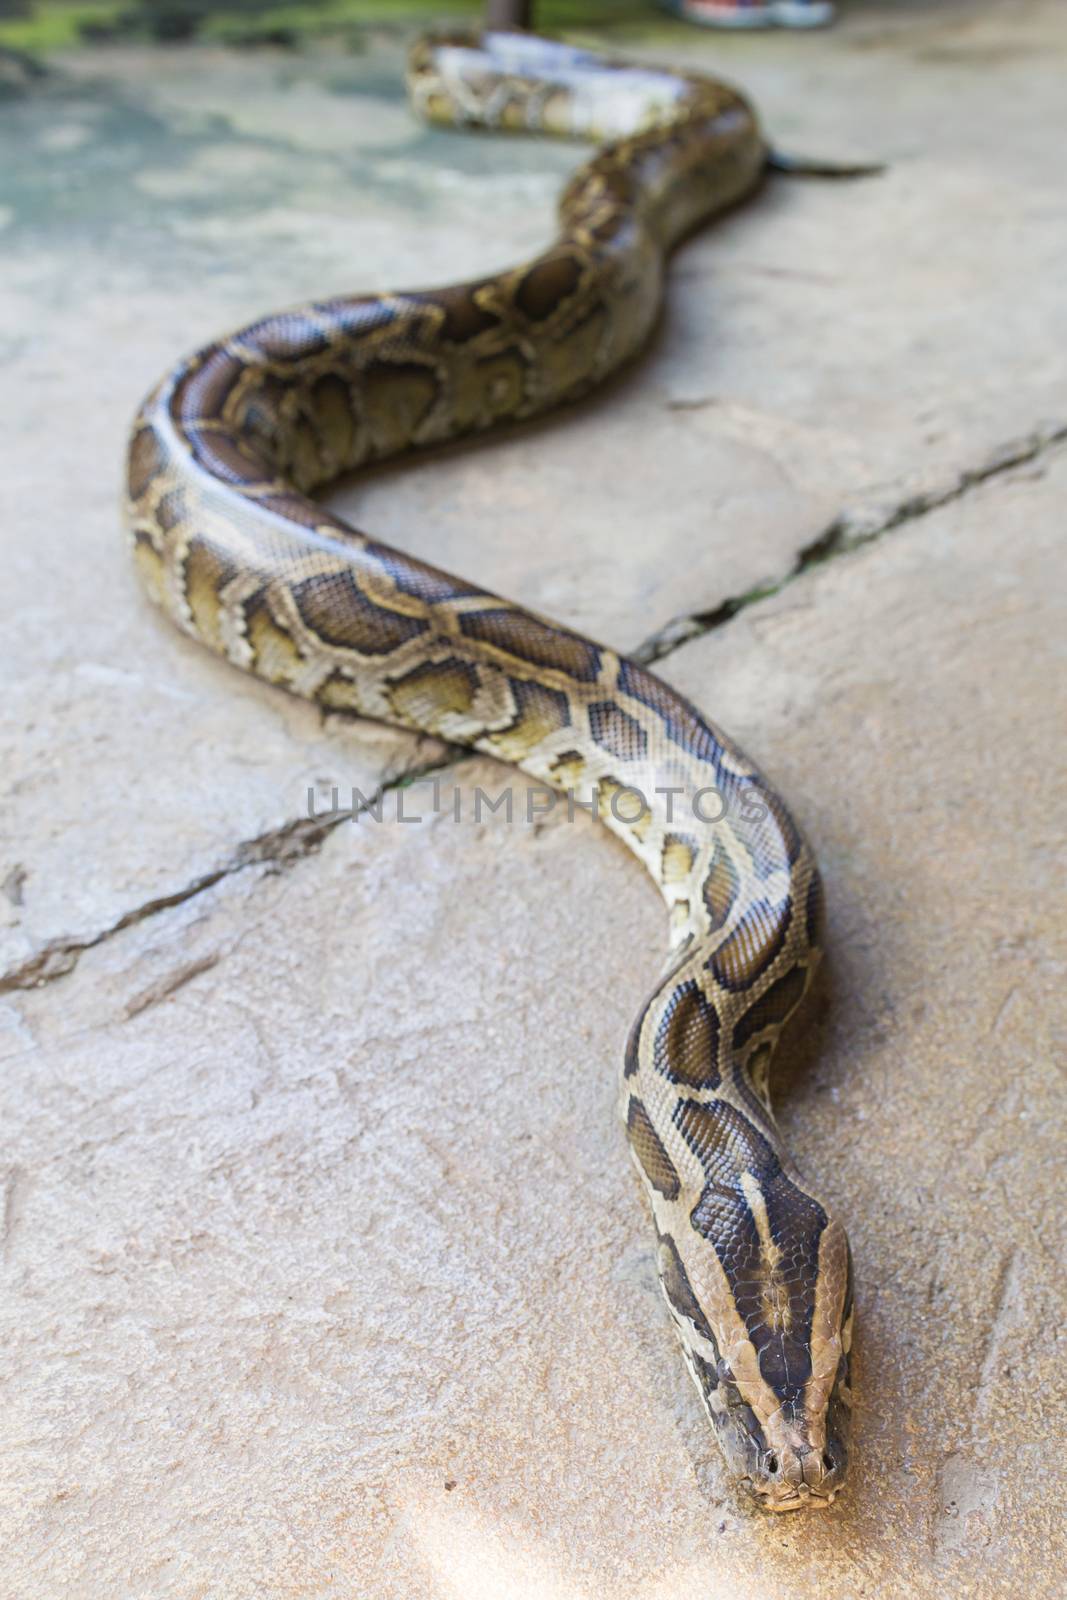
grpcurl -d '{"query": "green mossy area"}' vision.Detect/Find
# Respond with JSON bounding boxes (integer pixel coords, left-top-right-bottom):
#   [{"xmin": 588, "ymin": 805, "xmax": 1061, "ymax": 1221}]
[{"xmin": 0, "ymin": 1, "xmax": 656, "ymax": 54}]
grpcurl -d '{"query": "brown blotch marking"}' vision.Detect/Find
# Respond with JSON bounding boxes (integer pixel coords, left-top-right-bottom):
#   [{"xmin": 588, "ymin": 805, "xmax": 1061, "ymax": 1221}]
[
  {"xmin": 702, "ymin": 842, "xmax": 740, "ymax": 931},
  {"xmin": 307, "ymin": 374, "xmax": 356, "ymax": 473},
  {"xmin": 708, "ymin": 895, "xmax": 792, "ymax": 992},
  {"xmin": 731, "ymin": 963, "xmax": 809, "ymax": 1052},
  {"xmin": 537, "ymin": 305, "xmax": 608, "ymax": 398},
  {"xmin": 615, "ymin": 659, "xmax": 724, "ymax": 768},
  {"xmin": 436, "ymin": 285, "xmax": 498, "ymax": 344},
  {"xmin": 662, "ymin": 833, "xmax": 697, "ymax": 886},
  {"xmin": 234, "ymin": 371, "xmax": 291, "ymax": 462},
  {"xmin": 189, "ymin": 427, "xmax": 272, "ymax": 489},
  {"xmin": 453, "ymin": 350, "xmax": 527, "ymax": 431},
  {"xmin": 459, "ymin": 609, "xmax": 601, "ymax": 682},
  {"xmin": 388, "ymin": 658, "xmax": 479, "ymax": 729},
  {"xmin": 287, "ymin": 418, "xmax": 328, "ymax": 494},
  {"xmin": 154, "ymin": 488, "xmax": 186, "ymax": 534},
  {"xmin": 588, "ymin": 700, "xmax": 648, "ymax": 762},
  {"xmin": 514, "ymin": 250, "xmax": 583, "ymax": 321},
  {"xmin": 489, "ymin": 677, "xmax": 571, "ymax": 762},
  {"xmin": 657, "ymin": 1230, "xmax": 718, "ymax": 1348},
  {"xmin": 177, "ymin": 347, "xmax": 246, "ymax": 426},
  {"xmin": 183, "ymin": 537, "xmax": 234, "ymax": 653},
  {"xmin": 675, "ymin": 1099, "xmax": 741, "ymax": 1175},
  {"xmin": 127, "ymin": 425, "xmax": 164, "ymax": 502},
  {"xmin": 363, "ymin": 360, "xmax": 440, "ymax": 456},
  {"xmin": 292, "ymin": 569, "xmax": 429, "ymax": 656},
  {"xmin": 626, "ymin": 1097, "xmax": 680, "ymax": 1200},
  {"xmin": 653, "ymin": 979, "xmax": 721, "ymax": 1089}
]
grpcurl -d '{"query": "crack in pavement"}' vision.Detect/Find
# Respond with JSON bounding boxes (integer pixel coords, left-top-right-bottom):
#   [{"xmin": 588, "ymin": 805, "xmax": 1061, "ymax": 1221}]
[
  {"xmin": 6, "ymin": 418, "xmax": 1063, "ymax": 1000},
  {"xmin": 631, "ymin": 419, "xmax": 1067, "ymax": 666},
  {"xmin": 0, "ymin": 750, "xmax": 460, "ymax": 997}
]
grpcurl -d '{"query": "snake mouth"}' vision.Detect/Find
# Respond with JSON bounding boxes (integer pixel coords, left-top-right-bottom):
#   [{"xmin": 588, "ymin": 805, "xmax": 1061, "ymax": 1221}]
[
  {"xmin": 742, "ymin": 1470, "xmax": 841, "ymax": 1512},
  {"xmin": 759, "ymin": 1484, "xmax": 837, "ymax": 1512}
]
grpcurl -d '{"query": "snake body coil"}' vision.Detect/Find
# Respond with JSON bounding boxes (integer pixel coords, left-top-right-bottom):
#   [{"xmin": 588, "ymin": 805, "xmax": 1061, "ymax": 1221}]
[{"xmin": 125, "ymin": 32, "xmax": 854, "ymax": 1510}]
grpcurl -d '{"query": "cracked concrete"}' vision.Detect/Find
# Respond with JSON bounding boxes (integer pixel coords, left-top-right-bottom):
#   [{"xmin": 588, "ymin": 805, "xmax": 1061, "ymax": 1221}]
[
  {"xmin": 1, "ymin": 3, "xmax": 1066, "ymax": 1597},
  {"xmin": 0, "ymin": 749, "xmax": 456, "ymax": 995},
  {"xmin": 632, "ymin": 417, "xmax": 1067, "ymax": 662}
]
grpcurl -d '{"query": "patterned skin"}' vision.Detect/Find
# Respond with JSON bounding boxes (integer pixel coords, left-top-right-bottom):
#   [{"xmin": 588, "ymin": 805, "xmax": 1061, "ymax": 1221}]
[{"xmin": 125, "ymin": 32, "xmax": 853, "ymax": 1510}]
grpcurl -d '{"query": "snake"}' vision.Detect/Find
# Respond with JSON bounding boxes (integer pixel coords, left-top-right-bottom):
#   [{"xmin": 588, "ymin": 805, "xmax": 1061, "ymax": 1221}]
[{"xmin": 125, "ymin": 30, "xmax": 854, "ymax": 1511}]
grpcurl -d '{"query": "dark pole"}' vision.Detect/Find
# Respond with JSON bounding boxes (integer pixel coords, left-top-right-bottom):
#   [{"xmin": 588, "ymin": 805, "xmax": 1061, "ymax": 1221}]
[{"xmin": 486, "ymin": 1, "xmax": 533, "ymax": 29}]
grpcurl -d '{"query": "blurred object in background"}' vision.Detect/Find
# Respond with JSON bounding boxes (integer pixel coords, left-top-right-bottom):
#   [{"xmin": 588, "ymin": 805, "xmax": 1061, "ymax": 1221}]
[
  {"xmin": 0, "ymin": 1, "xmax": 843, "ymax": 62},
  {"xmin": 486, "ymin": 0, "xmax": 533, "ymax": 27},
  {"xmin": 658, "ymin": 0, "xmax": 835, "ymax": 27}
]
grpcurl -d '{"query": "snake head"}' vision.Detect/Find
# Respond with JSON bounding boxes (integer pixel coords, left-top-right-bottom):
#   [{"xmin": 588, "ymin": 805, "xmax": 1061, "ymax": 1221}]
[
  {"xmin": 743, "ymin": 1346, "xmax": 852, "ymax": 1512},
  {"xmin": 688, "ymin": 1336, "xmax": 849, "ymax": 1510},
  {"xmin": 662, "ymin": 1210, "xmax": 854, "ymax": 1511}
]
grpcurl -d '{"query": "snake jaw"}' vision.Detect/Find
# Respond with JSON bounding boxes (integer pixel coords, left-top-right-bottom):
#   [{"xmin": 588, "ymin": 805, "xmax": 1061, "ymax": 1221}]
[{"xmin": 758, "ymin": 1483, "xmax": 835, "ymax": 1512}]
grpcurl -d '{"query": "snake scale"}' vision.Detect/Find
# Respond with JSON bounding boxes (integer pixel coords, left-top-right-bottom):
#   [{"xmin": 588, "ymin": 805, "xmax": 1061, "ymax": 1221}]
[{"xmin": 125, "ymin": 31, "xmax": 854, "ymax": 1510}]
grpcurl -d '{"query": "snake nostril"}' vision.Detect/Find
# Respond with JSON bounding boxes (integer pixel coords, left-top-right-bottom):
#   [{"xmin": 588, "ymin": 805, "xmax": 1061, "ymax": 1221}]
[
  {"xmin": 822, "ymin": 1451, "xmax": 836, "ymax": 1473},
  {"xmin": 766, "ymin": 1454, "xmax": 779, "ymax": 1475}
]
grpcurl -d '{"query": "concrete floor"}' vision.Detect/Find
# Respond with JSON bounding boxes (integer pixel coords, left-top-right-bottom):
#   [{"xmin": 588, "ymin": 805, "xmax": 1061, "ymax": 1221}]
[{"xmin": 1, "ymin": 3, "xmax": 1065, "ymax": 1596}]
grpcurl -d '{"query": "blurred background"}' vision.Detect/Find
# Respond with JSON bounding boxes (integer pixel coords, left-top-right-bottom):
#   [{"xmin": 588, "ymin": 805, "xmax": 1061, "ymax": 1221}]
[{"xmin": 2, "ymin": 1, "xmax": 646, "ymax": 56}]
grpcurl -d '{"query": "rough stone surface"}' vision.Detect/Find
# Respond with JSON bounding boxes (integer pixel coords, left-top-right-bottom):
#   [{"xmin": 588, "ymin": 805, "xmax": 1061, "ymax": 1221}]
[{"xmin": 1, "ymin": 4, "xmax": 1065, "ymax": 1597}]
